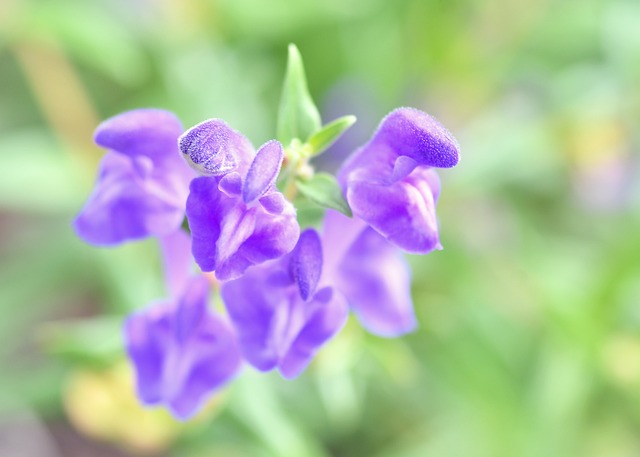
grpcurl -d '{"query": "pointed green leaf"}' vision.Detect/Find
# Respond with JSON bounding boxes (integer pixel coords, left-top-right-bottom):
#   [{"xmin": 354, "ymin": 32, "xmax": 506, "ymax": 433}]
[
  {"xmin": 277, "ymin": 44, "xmax": 322, "ymax": 146},
  {"xmin": 307, "ymin": 115, "xmax": 357, "ymax": 156},
  {"xmin": 296, "ymin": 173, "xmax": 352, "ymax": 217}
]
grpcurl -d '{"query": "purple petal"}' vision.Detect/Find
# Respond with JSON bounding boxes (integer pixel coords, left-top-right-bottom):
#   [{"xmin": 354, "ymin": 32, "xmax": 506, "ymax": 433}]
[
  {"xmin": 372, "ymin": 108, "xmax": 459, "ymax": 168},
  {"xmin": 339, "ymin": 108, "xmax": 458, "ymax": 187},
  {"xmin": 158, "ymin": 229, "xmax": 193, "ymax": 297},
  {"xmin": 124, "ymin": 302, "xmax": 173, "ymax": 404},
  {"xmin": 179, "ymin": 119, "xmax": 254, "ymax": 176},
  {"xmin": 279, "ymin": 287, "xmax": 348, "ymax": 379},
  {"xmin": 173, "ymin": 276, "xmax": 209, "ymax": 344},
  {"xmin": 126, "ymin": 276, "xmax": 242, "ymax": 421},
  {"xmin": 218, "ymin": 172, "xmax": 242, "ymax": 196},
  {"xmin": 186, "ymin": 176, "xmax": 226, "ymax": 272},
  {"xmin": 229, "ymin": 205, "xmax": 300, "ymax": 278},
  {"xmin": 321, "ymin": 210, "xmax": 370, "ymax": 276},
  {"xmin": 221, "ymin": 266, "xmax": 282, "ymax": 371},
  {"xmin": 290, "ymin": 229, "xmax": 323, "ymax": 301},
  {"xmin": 187, "ymin": 177, "xmax": 299, "ymax": 281},
  {"xmin": 346, "ymin": 167, "xmax": 441, "ymax": 253},
  {"xmin": 259, "ymin": 192, "xmax": 287, "ymax": 214},
  {"xmin": 335, "ymin": 224, "xmax": 416, "ymax": 337},
  {"xmin": 213, "ymin": 206, "xmax": 258, "ymax": 281},
  {"xmin": 94, "ymin": 109, "xmax": 184, "ymax": 168},
  {"xmin": 167, "ymin": 308, "xmax": 241, "ymax": 420},
  {"xmin": 390, "ymin": 155, "xmax": 418, "ymax": 183},
  {"xmin": 242, "ymin": 140, "xmax": 284, "ymax": 203},
  {"xmin": 74, "ymin": 152, "xmax": 186, "ymax": 245}
]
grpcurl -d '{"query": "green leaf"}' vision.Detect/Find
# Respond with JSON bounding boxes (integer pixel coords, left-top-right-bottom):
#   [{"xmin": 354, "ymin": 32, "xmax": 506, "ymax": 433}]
[
  {"xmin": 296, "ymin": 173, "xmax": 352, "ymax": 217},
  {"xmin": 307, "ymin": 115, "xmax": 357, "ymax": 156},
  {"xmin": 277, "ymin": 44, "xmax": 322, "ymax": 146},
  {"xmin": 38, "ymin": 317, "xmax": 124, "ymax": 368}
]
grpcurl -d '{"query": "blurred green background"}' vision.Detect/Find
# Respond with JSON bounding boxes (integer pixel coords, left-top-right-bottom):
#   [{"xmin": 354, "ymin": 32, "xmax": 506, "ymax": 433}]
[{"xmin": 1, "ymin": 0, "xmax": 640, "ymax": 456}]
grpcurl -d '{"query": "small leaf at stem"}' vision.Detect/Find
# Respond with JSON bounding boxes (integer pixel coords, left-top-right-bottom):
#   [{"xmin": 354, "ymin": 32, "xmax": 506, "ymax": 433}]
[
  {"xmin": 277, "ymin": 44, "xmax": 322, "ymax": 146},
  {"xmin": 296, "ymin": 173, "xmax": 352, "ymax": 217},
  {"xmin": 307, "ymin": 115, "xmax": 356, "ymax": 156}
]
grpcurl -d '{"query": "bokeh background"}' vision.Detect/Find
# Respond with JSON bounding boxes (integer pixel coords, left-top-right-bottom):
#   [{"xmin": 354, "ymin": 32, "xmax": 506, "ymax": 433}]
[{"xmin": 1, "ymin": 0, "xmax": 640, "ymax": 456}]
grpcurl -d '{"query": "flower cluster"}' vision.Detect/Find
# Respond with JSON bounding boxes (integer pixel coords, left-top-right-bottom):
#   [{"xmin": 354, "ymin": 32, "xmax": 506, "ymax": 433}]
[{"xmin": 75, "ymin": 48, "xmax": 459, "ymax": 420}]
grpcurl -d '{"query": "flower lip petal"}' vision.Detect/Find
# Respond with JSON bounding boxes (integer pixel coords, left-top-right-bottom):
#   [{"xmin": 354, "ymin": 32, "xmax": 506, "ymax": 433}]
[
  {"xmin": 242, "ymin": 140, "xmax": 284, "ymax": 204},
  {"xmin": 179, "ymin": 119, "xmax": 237, "ymax": 175},
  {"xmin": 290, "ymin": 229, "xmax": 323, "ymax": 301}
]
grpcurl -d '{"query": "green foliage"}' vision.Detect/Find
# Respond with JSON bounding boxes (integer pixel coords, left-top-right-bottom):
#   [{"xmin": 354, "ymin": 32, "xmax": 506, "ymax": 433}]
[
  {"xmin": 307, "ymin": 115, "xmax": 357, "ymax": 157},
  {"xmin": 277, "ymin": 44, "xmax": 322, "ymax": 147},
  {"xmin": 296, "ymin": 173, "xmax": 352, "ymax": 217},
  {"xmin": 38, "ymin": 317, "xmax": 123, "ymax": 368}
]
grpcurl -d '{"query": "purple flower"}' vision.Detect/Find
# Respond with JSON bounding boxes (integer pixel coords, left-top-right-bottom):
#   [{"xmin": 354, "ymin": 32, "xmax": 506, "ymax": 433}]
[
  {"xmin": 221, "ymin": 229, "xmax": 348, "ymax": 379},
  {"xmin": 186, "ymin": 137, "xmax": 300, "ymax": 281},
  {"xmin": 339, "ymin": 107, "xmax": 458, "ymax": 254},
  {"xmin": 74, "ymin": 109, "xmax": 195, "ymax": 246},
  {"xmin": 125, "ymin": 275, "xmax": 242, "ymax": 420},
  {"xmin": 322, "ymin": 210, "xmax": 415, "ymax": 337}
]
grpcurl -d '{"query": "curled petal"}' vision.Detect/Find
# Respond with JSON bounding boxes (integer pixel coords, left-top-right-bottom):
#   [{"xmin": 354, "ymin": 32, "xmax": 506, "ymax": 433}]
[
  {"xmin": 339, "ymin": 108, "xmax": 459, "ymax": 186},
  {"xmin": 243, "ymin": 140, "xmax": 284, "ymax": 203},
  {"xmin": 179, "ymin": 119, "xmax": 254, "ymax": 176},
  {"xmin": 373, "ymin": 108, "xmax": 459, "ymax": 168}
]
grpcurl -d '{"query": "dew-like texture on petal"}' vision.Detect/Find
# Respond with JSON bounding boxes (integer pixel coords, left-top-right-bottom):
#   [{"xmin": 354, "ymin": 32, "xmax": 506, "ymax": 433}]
[
  {"xmin": 186, "ymin": 176, "xmax": 300, "ymax": 281},
  {"xmin": 124, "ymin": 276, "xmax": 241, "ymax": 421},
  {"xmin": 340, "ymin": 108, "xmax": 459, "ymax": 182},
  {"xmin": 221, "ymin": 230, "xmax": 347, "ymax": 378},
  {"xmin": 336, "ymin": 108, "xmax": 454, "ymax": 254},
  {"xmin": 76, "ymin": 109, "xmax": 195, "ymax": 246},
  {"xmin": 179, "ymin": 119, "xmax": 254, "ymax": 176},
  {"xmin": 346, "ymin": 167, "xmax": 441, "ymax": 253},
  {"xmin": 242, "ymin": 140, "xmax": 284, "ymax": 203},
  {"xmin": 321, "ymin": 211, "xmax": 416, "ymax": 337}
]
